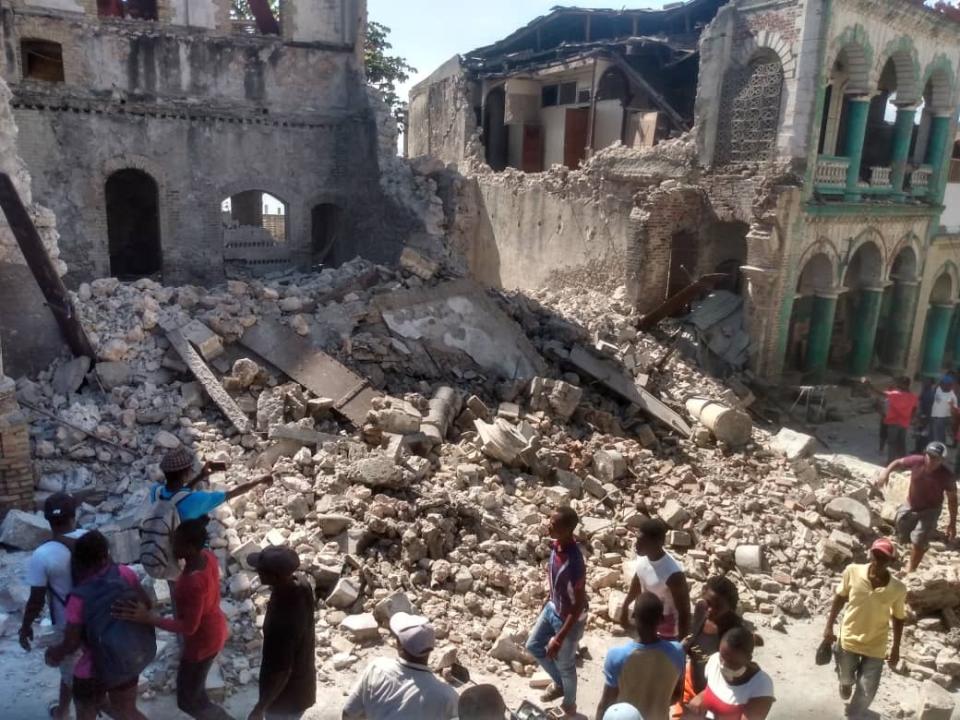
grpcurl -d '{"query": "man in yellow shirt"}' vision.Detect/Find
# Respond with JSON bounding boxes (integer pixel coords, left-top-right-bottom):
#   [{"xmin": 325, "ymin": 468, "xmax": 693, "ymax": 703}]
[{"xmin": 822, "ymin": 538, "xmax": 906, "ymax": 718}]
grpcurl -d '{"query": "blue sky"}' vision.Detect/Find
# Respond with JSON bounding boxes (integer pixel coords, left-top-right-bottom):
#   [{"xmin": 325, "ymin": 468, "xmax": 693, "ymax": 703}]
[{"xmin": 367, "ymin": 0, "xmax": 669, "ymax": 100}]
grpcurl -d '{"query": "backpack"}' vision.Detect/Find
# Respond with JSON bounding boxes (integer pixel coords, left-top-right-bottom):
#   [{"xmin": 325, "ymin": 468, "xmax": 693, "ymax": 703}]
[
  {"xmin": 43, "ymin": 535, "xmax": 78, "ymax": 619},
  {"xmin": 71, "ymin": 564, "xmax": 157, "ymax": 689},
  {"xmin": 139, "ymin": 488, "xmax": 191, "ymax": 579}
]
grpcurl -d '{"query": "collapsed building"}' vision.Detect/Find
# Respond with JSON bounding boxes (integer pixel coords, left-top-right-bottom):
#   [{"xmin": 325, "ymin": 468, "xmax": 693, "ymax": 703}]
[{"xmin": 409, "ymin": 0, "xmax": 960, "ymax": 383}]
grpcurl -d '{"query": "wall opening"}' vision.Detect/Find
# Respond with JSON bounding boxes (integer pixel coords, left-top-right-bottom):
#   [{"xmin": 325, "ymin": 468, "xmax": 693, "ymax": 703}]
[
  {"xmin": 860, "ymin": 58, "xmax": 900, "ymax": 181},
  {"xmin": 230, "ymin": 0, "xmax": 282, "ymax": 35},
  {"xmin": 221, "ymin": 191, "xmax": 292, "ymax": 276},
  {"xmin": 483, "ymin": 87, "xmax": 508, "ymax": 171},
  {"xmin": 668, "ymin": 230, "xmax": 698, "ymax": 302},
  {"xmin": 106, "ymin": 169, "xmax": 162, "ymax": 280},
  {"xmin": 21, "ymin": 40, "xmax": 65, "ymax": 82},
  {"xmin": 311, "ymin": 203, "xmax": 342, "ymax": 266},
  {"xmin": 97, "ymin": 0, "xmax": 158, "ymax": 20},
  {"xmin": 701, "ymin": 221, "xmax": 748, "ymax": 293},
  {"xmin": 829, "ymin": 241, "xmax": 882, "ymax": 372}
]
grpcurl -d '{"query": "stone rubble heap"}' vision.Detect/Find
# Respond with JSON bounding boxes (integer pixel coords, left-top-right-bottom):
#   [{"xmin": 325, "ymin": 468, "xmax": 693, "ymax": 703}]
[{"xmin": 0, "ymin": 258, "xmax": 957, "ymax": 706}]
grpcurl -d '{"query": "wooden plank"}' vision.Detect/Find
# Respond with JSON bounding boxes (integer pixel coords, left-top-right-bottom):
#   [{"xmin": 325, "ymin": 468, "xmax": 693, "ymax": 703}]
[
  {"xmin": 0, "ymin": 172, "xmax": 97, "ymax": 362},
  {"xmin": 165, "ymin": 329, "xmax": 252, "ymax": 433},
  {"xmin": 240, "ymin": 320, "xmax": 380, "ymax": 426}
]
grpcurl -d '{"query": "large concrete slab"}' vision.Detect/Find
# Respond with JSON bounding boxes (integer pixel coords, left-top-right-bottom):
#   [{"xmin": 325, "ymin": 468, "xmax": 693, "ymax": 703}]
[
  {"xmin": 165, "ymin": 328, "xmax": 252, "ymax": 433},
  {"xmin": 240, "ymin": 320, "xmax": 380, "ymax": 426},
  {"xmin": 375, "ymin": 279, "xmax": 546, "ymax": 380}
]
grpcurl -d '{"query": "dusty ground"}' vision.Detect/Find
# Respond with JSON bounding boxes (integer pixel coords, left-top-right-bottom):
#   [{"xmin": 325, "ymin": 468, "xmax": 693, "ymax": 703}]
[{"xmin": 1, "ymin": 409, "xmax": 958, "ymax": 719}]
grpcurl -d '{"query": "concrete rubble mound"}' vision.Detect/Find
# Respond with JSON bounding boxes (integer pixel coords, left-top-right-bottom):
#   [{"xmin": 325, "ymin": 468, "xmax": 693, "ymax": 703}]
[{"xmin": 1, "ymin": 258, "xmax": 959, "ymax": 699}]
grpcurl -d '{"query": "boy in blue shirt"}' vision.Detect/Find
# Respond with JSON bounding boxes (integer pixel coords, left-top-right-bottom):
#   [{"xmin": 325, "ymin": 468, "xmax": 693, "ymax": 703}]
[{"xmin": 596, "ymin": 592, "xmax": 685, "ymax": 719}]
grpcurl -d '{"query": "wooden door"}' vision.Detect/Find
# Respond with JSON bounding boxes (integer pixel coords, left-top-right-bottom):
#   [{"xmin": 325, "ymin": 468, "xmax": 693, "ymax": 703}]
[
  {"xmin": 521, "ymin": 125, "xmax": 543, "ymax": 173},
  {"xmin": 564, "ymin": 108, "xmax": 590, "ymax": 169}
]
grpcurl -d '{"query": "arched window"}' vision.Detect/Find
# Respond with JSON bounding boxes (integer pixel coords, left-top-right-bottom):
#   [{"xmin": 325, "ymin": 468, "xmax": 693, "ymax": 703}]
[
  {"xmin": 716, "ymin": 51, "xmax": 784, "ymax": 164},
  {"xmin": 106, "ymin": 169, "xmax": 162, "ymax": 279},
  {"xmin": 221, "ymin": 191, "xmax": 292, "ymax": 276}
]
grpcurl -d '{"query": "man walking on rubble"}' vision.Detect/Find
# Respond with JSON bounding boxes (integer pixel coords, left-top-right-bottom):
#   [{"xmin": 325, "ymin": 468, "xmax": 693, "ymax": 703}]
[
  {"xmin": 526, "ymin": 506, "xmax": 589, "ymax": 718},
  {"xmin": 19, "ymin": 493, "xmax": 87, "ymax": 720},
  {"xmin": 619, "ymin": 518, "xmax": 690, "ymax": 641},
  {"xmin": 876, "ymin": 441, "xmax": 957, "ymax": 572},
  {"xmin": 822, "ymin": 538, "xmax": 906, "ymax": 719}
]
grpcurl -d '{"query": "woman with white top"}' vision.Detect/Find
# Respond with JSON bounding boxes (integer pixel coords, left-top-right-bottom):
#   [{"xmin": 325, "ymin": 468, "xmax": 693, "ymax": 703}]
[
  {"xmin": 619, "ymin": 517, "xmax": 690, "ymax": 641},
  {"xmin": 684, "ymin": 627, "xmax": 774, "ymax": 720}
]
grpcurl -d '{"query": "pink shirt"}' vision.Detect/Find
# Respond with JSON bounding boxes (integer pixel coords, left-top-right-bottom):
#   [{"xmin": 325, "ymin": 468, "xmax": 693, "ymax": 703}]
[{"xmin": 65, "ymin": 564, "xmax": 139, "ymax": 679}]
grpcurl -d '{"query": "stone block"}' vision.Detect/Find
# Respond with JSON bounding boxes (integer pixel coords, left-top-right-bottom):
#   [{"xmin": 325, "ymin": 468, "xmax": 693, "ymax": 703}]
[
  {"xmin": 340, "ymin": 613, "xmax": 380, "ymax": 642},
  {"xmin": 373, "ymin": 591, "xmax": 413, "ymax": 625},
  {"xmin": 593, "ymin": 449, "xmax": 626, "ymax": 482},
  {"xmin": 824, "ymin": 497, "xmax": 872, "ymax": 534},
  {"xmin": 0, "ymin": 510, "xmax": 51, "ymax": 550},
  {"xmin": 490, "ymin": 629, "xmax": 534, "ymax": 664},
  {"xmin": 285, "ymin": 495, "xmax": 311, "ymax": 522},
  {"xmin": 95, "ymin": 361, "xmax": 132, "ymax": 390},
  {"xmin": 607, "ymin": 590, "xmax": 627, "ymax": 621},
  {"xmin": 399, "ymin": 246, "xmax": 440, "ymax": 280},
  {"xmin": 346, "ymin": 455, "xmax": 404, "ymax": 489},
  {"xmin": 53, "ymin": 356, "xmax": 91, "ymax": 396},
  {"xmin": 181, "ymin": 320, "xmax": 224, "ymax": 361},
  {"xmin": 327, "ymin": 578, "xmax": 361, "ymax": 609},
  {"xmin": 554, "ymin": 470, "xmax": 583, "ymax": 499},
  {"xmin": 318, "ymin": 514, "xmax": 352, "ymax": 536},
  {"xmin": 916, "ymin": 679, "xmax": 955, "ymax": 719},
  {"xmin": 658, "ymin": 499, "xmax": 689, "ymax": 528},
  {"xmin": 231, "ymin": 540, "xmax": 262, "ymax": 570},
  {"xmin": 771, "ymin": 428, "xmax": 816, "ymax": 460},
  {"xmin": 735, "ymin": 545, "xmax": 766, "ymax": 574}
]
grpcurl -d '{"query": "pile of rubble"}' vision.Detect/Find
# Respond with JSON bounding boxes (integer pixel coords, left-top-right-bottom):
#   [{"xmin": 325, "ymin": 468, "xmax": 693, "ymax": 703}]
[{"xmin": 0, "ymin": 256, "xmax": 958, "ymax": 702}]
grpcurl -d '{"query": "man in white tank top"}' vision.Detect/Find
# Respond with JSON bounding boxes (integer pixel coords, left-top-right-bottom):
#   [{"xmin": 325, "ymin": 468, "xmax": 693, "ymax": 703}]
[{"xmin": 619, "ymin": 518, "xmax": 690, "ymax": 640}]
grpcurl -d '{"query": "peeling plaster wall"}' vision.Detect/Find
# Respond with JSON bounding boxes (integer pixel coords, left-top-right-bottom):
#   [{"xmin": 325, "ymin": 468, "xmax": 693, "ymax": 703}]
[{"xmin": 407, "ymin": 58, "xmax": 477, "ymax": 167}]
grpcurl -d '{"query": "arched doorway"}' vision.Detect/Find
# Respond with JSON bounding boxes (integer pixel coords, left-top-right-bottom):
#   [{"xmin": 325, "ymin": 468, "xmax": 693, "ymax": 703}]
[
  {"xmin": 221, "ymin": 190, "xmax": 291, "ymax": 276},
  {"xmin": 830, "ymin": 241, "xmax": 883, "ymax": 376},
  {"xmin": 106, "ymin": 169, "xmax": 162, "ymax": 279},
  {"xmin": 701, "ymin": 221, "xmax": 748, "ymax": 293},
  {"xmin": 311, "ymin": 203, "xmax": 342, "ymax": 266},
  {"xmin": 483, "ymin": 87, "xmax": 508, "ymax": 172},
  {"xmin": 879, "ymin": 247, "xmax": 920, "ymax": 373},
  {"xmin": 920, "ymin": 270, "xmax": 956, "ymax": 377},
  {"xmin": 667, "ymin": 230, "xmax": 698, "ymax": 300},
  {"xmin": 786, "ymin": 252, "xmax": 835, "ymax": 376}
]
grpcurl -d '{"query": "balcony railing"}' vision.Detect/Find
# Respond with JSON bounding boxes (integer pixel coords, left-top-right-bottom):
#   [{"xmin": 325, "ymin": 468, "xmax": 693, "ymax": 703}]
[
  {"xmin": 910, "ymin": 165, "xmax": 932, "ymax": 194},
  {"xmin": 868, "ymin": 166, "xmax": 892, "ymax": 189},
  {"xmin": 814, "ymin": 156, "xmax": 848, "ymax": 192}
]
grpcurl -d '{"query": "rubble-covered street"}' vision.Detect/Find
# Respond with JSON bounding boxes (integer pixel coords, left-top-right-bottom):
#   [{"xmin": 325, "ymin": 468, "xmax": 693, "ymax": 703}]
[{"xmin": 0, "ymin": 257, "xmax": 957, "ymax": 718}]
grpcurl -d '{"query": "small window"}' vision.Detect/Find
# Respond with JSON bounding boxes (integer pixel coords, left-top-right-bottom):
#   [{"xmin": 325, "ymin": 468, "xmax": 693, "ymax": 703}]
[
  {"xmin": 542, "ymin": 85, "xmax": 559, "ymax": 108},
  {"xmin": 577, "ymin": 88, "xmax": 591, "ymax": 104},
  {"xmin": 559, "ymin": 82, "xmax": 578, "ymax": 105},
  {"xmin": 22, "ymin": 40, "xmax": 65, "ymax": 82}
]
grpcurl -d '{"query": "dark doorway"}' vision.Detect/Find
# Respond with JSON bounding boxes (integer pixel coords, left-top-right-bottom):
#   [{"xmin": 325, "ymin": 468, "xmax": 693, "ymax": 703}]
[
  {"xmin": 311, "ymin": 203, "xmax": 342, "ymax": 265},
  {"xmin": 106, "ymin": 169, "xmax": 162, "ymax": 279},
  {"xmin": 668, "ymin": 230, "xmax": 698, "ymax": 299},
  {"xmin": 483, "ymin": 87, "xmax": 508, "ymax": 171},
  {"xmin": 564, "ymin": 107, "xmax": 590, "ymax": 169}
]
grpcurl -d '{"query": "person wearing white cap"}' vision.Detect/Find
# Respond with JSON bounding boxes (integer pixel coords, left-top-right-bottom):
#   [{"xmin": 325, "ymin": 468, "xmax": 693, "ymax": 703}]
[{"xmin": 342, "ymin": 612, "xmax": 458, "ymax": 720}]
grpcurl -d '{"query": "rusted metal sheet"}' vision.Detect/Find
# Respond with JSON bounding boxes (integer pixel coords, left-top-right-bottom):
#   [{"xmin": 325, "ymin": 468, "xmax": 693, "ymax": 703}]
[
  {"xmin": 636, "ymin": 273, "xmax": 728, "ymax": 332},
  {"xmin": 0, "ymin": 173, "xmax": 97, "ymax": 362},
  {"xmin": 563, "ymin": 344, "xmax": 691, "ymax": 437},
  {"xmin": 240, "ymin": 320, "xmax": 381, "ymax": 426},
  {"xmin": 165, "ymin": 329, "xmax": 252, "ymax": 433}
]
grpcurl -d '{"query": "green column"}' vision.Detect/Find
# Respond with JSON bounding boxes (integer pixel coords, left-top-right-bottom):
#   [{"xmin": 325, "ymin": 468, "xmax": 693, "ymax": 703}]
[
  {"xmin": 804, "ymin": 292, "xmax": 838, "ymax": 381},
  {"xmin": 881, "ymin": 280, "xmax": 920, "ymax": 374},
  {"xmin": 843, "ymin": 96, "xmax": 871, "ymax": 201},
  {"xmin": 921, "ymin": 302, "xmax": 956, "ymax": 378},
  {"xmin": 847, "ymin": 285, "xmax": 885, "ymax": 376},
  {"xmin": 926, "ymin": 113, "xmax": 952, "ymax": 202},
  {"xmin": 890, "ymin": 105, "xmax": 917, "ymax": 197}
]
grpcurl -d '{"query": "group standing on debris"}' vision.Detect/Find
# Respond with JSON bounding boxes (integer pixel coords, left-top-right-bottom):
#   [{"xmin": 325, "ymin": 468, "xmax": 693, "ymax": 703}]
[{"xmin": 16, "ymin": 432, "xmax": 955, "ymax": 719}]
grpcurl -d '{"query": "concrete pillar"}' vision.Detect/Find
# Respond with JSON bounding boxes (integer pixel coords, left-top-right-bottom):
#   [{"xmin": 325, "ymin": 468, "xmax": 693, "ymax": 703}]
[
  {"xmin": 926, "ymin": 113, "xmax": 952, "ymax": 202},
  {"xmin": 843, "ymin": 96, "xmax": 871, "ymax": 201},
  {"xmin": 881, "ymin": 280, "xmax": 920, "ymax": 374},
  {"xmin": 804, "ymin": 291, "xmax": 839, "ymax": 381},
  {"xmin": 921, "ymin": 302, "xmax": 956, "ymax": 378},
  {"xmin": 847, "ymin": 285, "xmax": 885, "ymax": 376},
  {"xmin": 890, "ymin": 105, "xmax": 918, "ymax": 197}
]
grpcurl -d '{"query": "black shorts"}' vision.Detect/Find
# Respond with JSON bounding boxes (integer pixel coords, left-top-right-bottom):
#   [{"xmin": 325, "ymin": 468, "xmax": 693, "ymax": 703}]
[{"xmin": 73, "ymin": 676, "xmax": 138, "ymax": 704}]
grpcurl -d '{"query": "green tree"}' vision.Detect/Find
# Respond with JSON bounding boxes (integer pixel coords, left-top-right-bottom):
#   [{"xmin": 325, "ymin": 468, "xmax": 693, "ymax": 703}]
[{"xmin": 365, "ymin": 21, "xmax": 416, "ymax": 130}]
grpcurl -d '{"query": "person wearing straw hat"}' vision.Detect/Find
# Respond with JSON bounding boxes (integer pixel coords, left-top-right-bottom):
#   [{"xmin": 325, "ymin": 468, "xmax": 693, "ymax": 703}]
[{"xmin": 342, "ymin": 612, "xmax": 458, "ymax": 719}]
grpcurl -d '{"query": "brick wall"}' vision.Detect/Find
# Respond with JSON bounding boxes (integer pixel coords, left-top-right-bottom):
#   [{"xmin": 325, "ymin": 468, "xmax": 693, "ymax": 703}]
[{"xmin": 0, "ymin": 378, "xmax": 33, "ymax": 516}]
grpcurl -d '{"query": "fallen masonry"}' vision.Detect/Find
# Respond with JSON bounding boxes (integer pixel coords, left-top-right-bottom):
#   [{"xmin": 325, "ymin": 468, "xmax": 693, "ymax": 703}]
[{"xmin": 0, "ymin": 257, "xmax": 957, "ymax": 714}]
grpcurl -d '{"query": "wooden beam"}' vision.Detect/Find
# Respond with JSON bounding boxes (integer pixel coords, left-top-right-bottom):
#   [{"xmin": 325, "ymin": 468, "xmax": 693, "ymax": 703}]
[
  {"xmin": 0, "ymin": 173, "xmax": 97, "ymax": 362},
  {"xmin": 607, "ymin": 53, "xmax": 689, "ymax": 132}
]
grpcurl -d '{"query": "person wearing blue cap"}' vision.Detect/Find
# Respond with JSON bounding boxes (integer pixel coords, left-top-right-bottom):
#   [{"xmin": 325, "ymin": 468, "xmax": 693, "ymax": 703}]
[{"xmin": 929, "ymin": 375, "xmax": 957, "ymax": 444}]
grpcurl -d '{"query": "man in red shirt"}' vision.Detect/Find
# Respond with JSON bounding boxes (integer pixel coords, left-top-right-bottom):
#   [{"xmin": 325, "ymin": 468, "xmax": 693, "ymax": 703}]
[
  {"xmin": 877, "ymin": 442, "xmax": 958, "ymax": 571},
  {"xmin": 881, "ymin": 377, "xmax": 918, "ymax": 465}
]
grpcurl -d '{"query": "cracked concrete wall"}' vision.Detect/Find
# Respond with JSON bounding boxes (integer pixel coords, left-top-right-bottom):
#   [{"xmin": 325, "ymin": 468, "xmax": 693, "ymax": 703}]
[
  {"xmin": 0, "ymin": 2, "xmax": 392, "ymax": 285},
  {"xmin": 407, "ymin": 57, "xmax": 477, "ymax": 167}
]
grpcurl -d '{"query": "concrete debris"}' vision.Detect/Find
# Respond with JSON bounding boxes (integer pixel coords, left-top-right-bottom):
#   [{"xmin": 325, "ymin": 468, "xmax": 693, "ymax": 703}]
[
  {"xmin": 916, "ymin": 679, "xmax": 955, "ymax": 719},
  {"xmin": 685, "ymin": 396, "xmax": 752, "ymax": 448},
  {"xmin": 771, "ymin": 427, "xmax": 817, "ymax": 460},
  {"xmin": 0, "ymin": 510, "xmax": 51, "ymax": 550}
]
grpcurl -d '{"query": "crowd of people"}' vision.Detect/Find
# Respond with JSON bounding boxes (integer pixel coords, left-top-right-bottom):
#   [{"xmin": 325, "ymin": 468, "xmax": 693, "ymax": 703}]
[{"xmin": 15, "ymin": 431, "xmax": 955, "ymax": 719}]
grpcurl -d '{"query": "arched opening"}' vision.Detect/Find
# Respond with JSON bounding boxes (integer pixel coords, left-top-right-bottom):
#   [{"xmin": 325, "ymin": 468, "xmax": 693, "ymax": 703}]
[
  {"xmin": 921, "ymin": 269, "xmax": 957, "ymax": 377},
  {"xmin": 106, "ymin": 169, "xmax": 162, "ymax": 280},
  {"xmin": 221, "ymin": 191, "xmax": 292, "ymax": 276},
  {"xmin": 716, "ymin": 50, "xmax": 784, "ymax": 164},
  {"xmin": 830, "ymin": 241, "xmax": 883, "ymax": 374},
  {"xmin": 700, "ymin": 221, "xmax": 748, "ymax": 294},
  {"xmin": 483, "ymin": 87, "xmax": 508, "ymax": 172},
  {"xmin": 311, "ymin": 203, "xmax": 342, "ymax": 266},
  {"xmin": 817, "ymin": 47, "xmax": 863, "ymax": 156},
  {"xmin": 667, "ymin": 230, "xmax": 698, "ymax": 303},
  {"xmin": 860, "ymin": 58, "xmax": 903, "ymax": 185},
  {"xmin": 878, "ymin": 246, "xmax": 918, "ymax": 372},
  {"xmin": 911, "ymin": 69, "xmax": 954, "ymax": 184},
  {"xmin": 785, "ymin": 252, "xmax": 834, "ymax": 374},
  {"xmin": 97, "ymin": 0, "xmax": 158, "ymax": 20}
]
